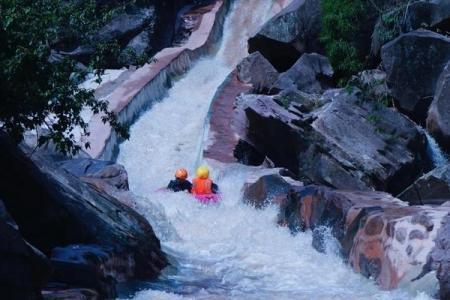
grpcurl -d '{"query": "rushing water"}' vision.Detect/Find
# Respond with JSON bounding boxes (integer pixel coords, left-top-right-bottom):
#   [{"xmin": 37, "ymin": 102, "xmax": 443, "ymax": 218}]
[{"xmin": 117, "ymin": 1, "xmax": 437, "ymax": 299}]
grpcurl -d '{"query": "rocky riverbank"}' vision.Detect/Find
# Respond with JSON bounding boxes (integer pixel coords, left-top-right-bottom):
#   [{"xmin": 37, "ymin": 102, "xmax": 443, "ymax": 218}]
[
  {"xmin": 202, "ymin": 0, "xmax": 450, "ymax": 298},
  {"xmin": 3, "ymin": 0, "xmax": 450, "ymax": 299}
]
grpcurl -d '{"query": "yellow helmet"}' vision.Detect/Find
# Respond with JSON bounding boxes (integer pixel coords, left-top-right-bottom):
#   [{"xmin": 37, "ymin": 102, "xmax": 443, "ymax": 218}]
[{"xmin": 196, "ymin": 166, "xmax": 209, "ymax": 179}]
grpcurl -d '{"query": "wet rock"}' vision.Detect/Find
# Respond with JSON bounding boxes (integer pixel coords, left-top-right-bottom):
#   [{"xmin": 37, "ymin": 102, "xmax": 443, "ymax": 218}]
[
  {"xmin": 204, "ymin": 52, "xmax": 278, "ymax": 164},
  {"xmin": 50, "ymin": 244, "xmax": 131, "ymax": 298},
  {"xmin": 381, "ymin": 29, "xmax": 450, "ymax": 124},
  {"xmin": 272, "ymin": 53, "xmax": 334, "ymax": 94},
  {"xmin": 242, "ymin": 86, "xmax": 430, "ymax": 194},
  {"xmin": 429, "ymin": 214, "xmax": 450, "ymax": 299},
  {"xmin": 248, "ymin": 0, "xmax": 321, "ymax": 71},
  {"xmin": 59, "ymin": 158, "xmax": 129, "ymax": 193},
  {"xmin": 427, "ymin": 61, "xmax": 450, "ymax": 153},
  {"xmin": 0, "ymin": 136, "xmax": 168, "ymax": 284},
  {"xmin": 398, "ymin": 165, "xmax": 450, "ymax": 205},
  {"xmin": 243, "ymin": 168, "xmax": 302, "ymax": 208},
  {"xmin": 281, "ymin": 185, "xmax": 450, "ymax": 290},
  {"xmin": 236, "ymin": 51, "xmax": 279, "ymax": 93},
  {"xmin": 42, "ymin": 288, "xmax": 99, "ymax": 300},
  {"xmin": 96, "ymin": 8, "xmax": 155, "ymax": 43},
  {"xmin": 0, "ymin": 200, "xmax": 51, "ymax": 300}
]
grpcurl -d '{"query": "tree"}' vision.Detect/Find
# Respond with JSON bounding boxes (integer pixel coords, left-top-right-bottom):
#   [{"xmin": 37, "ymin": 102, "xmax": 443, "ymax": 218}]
[{"xmin": 0, "ymin": 0, "xmax": 130, "ymax": 155}]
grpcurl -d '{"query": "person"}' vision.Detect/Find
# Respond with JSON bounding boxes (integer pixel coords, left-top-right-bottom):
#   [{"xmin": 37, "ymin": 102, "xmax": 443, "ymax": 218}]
[
  {"xmin": 191, "ymin": 166, "xmax": 219, "ymax": 195},
  {"xmin": 167, "ymin": 168, "xmax": 192, "ymax": 193}
]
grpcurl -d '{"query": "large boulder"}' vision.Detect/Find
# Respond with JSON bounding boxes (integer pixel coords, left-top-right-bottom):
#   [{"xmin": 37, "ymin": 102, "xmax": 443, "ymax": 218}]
[
  {"xmin": 242, "ymin": 86, "xmax": 431, "ymax": 194},
  {"xmin": 398, "ymin": 165, "xmax": 450, "ymax": 205},
  {"xmin": 96, "ymin": 8, "xmax": 155, "ymax": 43},
  {"xmin": 0, "ymin": 200, "xmax": 50, "ymax": 300},
  {"xmin": 0, "ymin": 136, "xmax": 168, "ymax": 286},
  {"xmin": 381, "ymin": 29, "xmax": 450, "ymax": 124},
  {"xmin": 242, "ymin": 168, "xmax": 303, "ymax": 208},
  {"xmin": 248, "ymin": 0, "xmax": 321, "ymax": 71},
  {"xmin": 427, "ymin": 61, "xmax": 450, "ymax": 153},
  {"xmin": 49, "ymin": 245, "xmax": 129, "ymax": 298},
  {"xmin": 272, "ymin": 53, "xmax": 334, "ymax": 94},
  {"xmin": 203, "ymin": 53, "xmax": 279, "ymax": 163},
  {"xmin": 236, "ymin": 51, "xmax": 279, "ymax": 93},
  {"xmin": 279, "ymin": 185, "xmax": 450, "ymax": 290}
]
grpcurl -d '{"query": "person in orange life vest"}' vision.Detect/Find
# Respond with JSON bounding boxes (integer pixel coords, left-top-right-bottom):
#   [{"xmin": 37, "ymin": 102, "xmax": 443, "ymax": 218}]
[
  {"xmin": 167, "ymin": 168, "xmax": 192, "ymax": 192},
  {"xmin": 191, "ymin": 166, "xmax": 219, "ymax": 195}
]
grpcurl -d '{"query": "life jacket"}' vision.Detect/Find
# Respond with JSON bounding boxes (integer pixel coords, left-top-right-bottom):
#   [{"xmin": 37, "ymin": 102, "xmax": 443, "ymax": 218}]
[{"xmin": 191, "ymin": 177, "xmax": 213, "ymax": 195}]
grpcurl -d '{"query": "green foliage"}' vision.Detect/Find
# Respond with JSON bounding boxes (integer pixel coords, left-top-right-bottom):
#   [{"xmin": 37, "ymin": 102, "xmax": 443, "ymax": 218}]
[
  {"xmin": 320, "ymin": 0, "xmax": 373, "ymax": 83},
  {"xmin": 320, "ymin": 0, "xmax": 401, "ymax": 84},
  {"xmin": 0, "ymin": 0, "xmax": 133, "ymax": 155}
]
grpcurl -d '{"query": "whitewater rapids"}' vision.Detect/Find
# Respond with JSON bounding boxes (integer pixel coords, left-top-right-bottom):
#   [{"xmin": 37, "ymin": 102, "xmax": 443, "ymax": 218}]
[{"xmin": 117, "ymin": 1, "xmax": 437, "ymax": 299}]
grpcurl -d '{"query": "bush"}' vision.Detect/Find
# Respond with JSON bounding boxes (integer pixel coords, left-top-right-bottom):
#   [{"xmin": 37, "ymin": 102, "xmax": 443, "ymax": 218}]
[
  {"xmin": 320, "ymin": 0, "xmax": 399, "ymax": 84},
  {"xmin": 0, "ymin": 0, "xmax": 132, "ymax": 155}
]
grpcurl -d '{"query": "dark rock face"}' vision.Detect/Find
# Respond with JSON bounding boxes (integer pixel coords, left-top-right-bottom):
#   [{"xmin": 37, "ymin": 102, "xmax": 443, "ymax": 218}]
[
  {"xmin": 0, "ymin": 200, "xmax": 50, "ymax": 300},
  {"xmin": 403, "ymin": 1, "xmax": 450, "ymax": 32},
  {"xmin": 236, "ymin": 51, "xmax": 279, "ymax": 93},
  {"xmin": 427, "ymin": 61, "xmax": 450, "ymax": 153},
  {"xmin": 243, "ymin": 87, "xmax": 430, "ymax": 194},
  {"xmin": 273, "ymin": 53, "xmax": 333, "ymax": 94},
  {"xmin": 0, "ymin": 136, "xmax": 168, "ymax": 283},
  {"xmin": 279, "ymin": 185, "xmax": 450, "ymax": 290},
  {"xmin": 96, "ymin": 8, "xmax": 155, "ymax": 43},
  {"xmin": 398, "ymin": 165, "xmax": 450, "ymax": 205},
  {"xmin": 42, "ymin": 288, "xmax": 99, "ymax": 300},
  {"xmin": 50, "ymin": 244, "xmax": 132, "ymax": 298},
  {"xmin": 248, "ymin": 0, "xmax": 321, "ymax": 71},
  {"xmin": 381, "ymin": 29, "xmax": 450, "ymax": 124},
  {"xmin": 242, "ymin": 168, "xmax": 302, "ymax": 208}
]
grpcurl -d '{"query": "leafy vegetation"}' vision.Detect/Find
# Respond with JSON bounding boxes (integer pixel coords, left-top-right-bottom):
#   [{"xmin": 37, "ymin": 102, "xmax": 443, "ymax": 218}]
[
  {"xmin": 320, "ymin": 0, "xmax": 406, "ymax": 84},
  {"xmin": 0, "ymin": 0, "xmax": 136, "ymax": 155}
]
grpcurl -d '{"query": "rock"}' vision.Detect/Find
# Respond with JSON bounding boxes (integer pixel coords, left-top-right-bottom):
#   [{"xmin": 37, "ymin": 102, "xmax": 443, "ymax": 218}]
[
  {"xmin": 236, "ymin": 51, "xmax": 279, "ymax": 93},
  {"xmin": 371, "ymin": 1, "xmax": 450, "ymax": 58},
  {"xmin": 242, "ymin": 87, "xmax": 431, "ymax": 194},
  {"xmin": 248, "ymin": 0, "xmax": 321, "ymax": 71},
  {"xmin": 42, "ymin": 288, "xmax": 99, "ymax": 300},
  {"xmin": 427, "ymin": 61, "xmax": 450, "ymax": 153},
  {"xmin": 398, "ymin": 165, "xmax": 450, "ymax": 205},
  {"xmin": 203, "ymin": 52, "xmax": 278, "ymax": 164},
  {"xmin": 0, "ymin": 136, "xmax": 168, "ymax": 284},
  {"xmin": 381, "ymin": 29, "xmax": 450, "ymax": 124},
  {"xmin": 59, "ymin": 158, "xmax": 129, "ymax": 193},
  {"xmin": 119, "ymin": 29, "xmax": 152, "ymax": 65},
  {"xmin": 96, "ymin": 8, "xmax": 155, "ymax": 44},
  {"xmin": 403, "ymin": 1, "xmax": 450, "ymax": 32},
  {"xmin": 0, "ymin": 199, "xmax": 51, "ymax": 300},
  {"xmin": 280, "ymin": 185, "xmax": 450, "ymax": 290},
  {"xmin": 243, "ymin": 168, "xmax": 303, "ymax": 208},
  {"xmin": 348, "ymin": 69, "xmax": 390, "ymax": 101},
  {"xmin": 49, "ymin": 245, "xmax": 129, "ymax": 298},
  {"xmin": 272, "ymin": 53, "xmax": 334, "ymax": 94},
  {"xmin": 429, "ymin": 214, "xmax": 450, "ymax": 299}
]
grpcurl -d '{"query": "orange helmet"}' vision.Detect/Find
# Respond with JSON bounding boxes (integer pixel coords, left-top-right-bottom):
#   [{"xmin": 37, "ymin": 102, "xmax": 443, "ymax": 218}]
[{"xmin": 175, "ymin": 168, "xmax": 188, "ymax": 180}]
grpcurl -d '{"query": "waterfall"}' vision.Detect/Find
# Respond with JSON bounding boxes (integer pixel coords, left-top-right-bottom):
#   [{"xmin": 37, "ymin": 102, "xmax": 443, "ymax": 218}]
[
  {"xmin": 425, "ymin": 131, "xmax": 449, "ymax": 168},
  {"xmin": 117, "ymin": 1, "xmax": 436, "ymax": 299}
]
